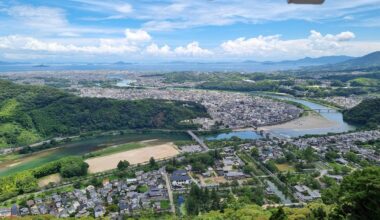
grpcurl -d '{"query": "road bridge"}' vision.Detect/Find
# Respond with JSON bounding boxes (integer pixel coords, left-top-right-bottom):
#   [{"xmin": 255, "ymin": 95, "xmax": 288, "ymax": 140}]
[
  {"xmin": 305, "ymin": 109, "xmax": 339, "ymax": 113},
  {"xmin": 187, "ymin": 130, "xmax": 209, "ymax": 151}
]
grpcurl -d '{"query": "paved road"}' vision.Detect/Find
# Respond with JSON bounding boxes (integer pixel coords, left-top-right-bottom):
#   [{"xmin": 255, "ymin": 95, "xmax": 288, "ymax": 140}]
[
  {"xmin": 187, "ymin": 130, "xmax": 209, "ymax": 151},
  {"xmin": 262, "ymin": 202, "xmax": 306, "ymax": 209},
  {"xmin": 163, "ymin": 170, "xmax": 176, "ymax": 214}
]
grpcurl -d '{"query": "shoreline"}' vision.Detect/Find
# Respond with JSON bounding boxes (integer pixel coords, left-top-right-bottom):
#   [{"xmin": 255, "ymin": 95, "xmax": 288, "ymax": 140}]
[{"xmin": 259, "ymin": 112, "xmax": 337, "ymax": 131}]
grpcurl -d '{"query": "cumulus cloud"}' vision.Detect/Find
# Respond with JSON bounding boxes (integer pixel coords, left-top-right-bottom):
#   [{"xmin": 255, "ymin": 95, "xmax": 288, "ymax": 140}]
[
  {"xmin": 146, "ymin": 41, "xmax": 212, "ymax": 57},
  {"xmin": 125, "ymin": 29, "xmax": 152, "ymax": 42},
  {"xmin": 220, "ymin": 30, "xmax": 358, "ymax": 59},
  {"xmin": 221, "ymin": 35, "xmax": 285, "ymax": 55},
  {"xmin": 146, "ymin": 43, "xmax": 171, "ymax": 55},
  {"xmin": 174, "ymin": 42, "xmax": 213, "ymax": 56},
  {"xmin": 0, "ymin": 35, "xmax": 211, "ymax": 58},
  {"xmin": 0, "ymin": 35, "xmax": 138, "ymax": 54}
]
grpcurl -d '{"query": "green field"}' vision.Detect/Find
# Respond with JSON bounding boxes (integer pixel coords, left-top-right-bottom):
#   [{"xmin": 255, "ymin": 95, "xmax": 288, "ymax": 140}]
[
  {"xmin": 85, "ymin": 142, "xmax": 147, "ymax": 158},
  {"xmin": 160, "ymin": 200, "xmax": 170, "ymax": 210},
  {"xmin": 137, "ymin": 185, "xmax": 149, "ymax": 193},
  {"xmin": 275, "ymin": 163, "xmax": 295, "ymax": 172},
  {"xmin": 0, "ymin": 131, "xmax": 190, "ymax": 177}
]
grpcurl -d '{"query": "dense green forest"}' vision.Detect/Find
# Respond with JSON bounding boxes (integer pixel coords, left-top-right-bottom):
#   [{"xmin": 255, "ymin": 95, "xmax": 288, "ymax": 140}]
[
  {"xmin": 343, "ymin": 98, "xmax": 380, "ymax": 127},
  {"xmin": 0, "ymin": 80, "xmax": 208, "ymax": 148}
]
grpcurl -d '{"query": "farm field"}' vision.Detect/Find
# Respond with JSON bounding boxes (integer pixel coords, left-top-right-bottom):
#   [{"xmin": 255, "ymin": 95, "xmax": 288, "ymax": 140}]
[{"xmin": 86, "ymin": 142, "xmax": 180, "ymax": 173}]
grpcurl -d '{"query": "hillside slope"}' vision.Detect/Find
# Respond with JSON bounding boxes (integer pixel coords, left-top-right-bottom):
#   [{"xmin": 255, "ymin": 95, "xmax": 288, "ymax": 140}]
[
  {"xmin": 343, "ymin": 98, "xmax": 380, "ymax": 127},
  {"xmin": 0, "ymin": 80, "xmax": 208, "ymax": 148},
  {"xmin": 308, "ymin": 51, "xmax": 380, "ymax": 71}
]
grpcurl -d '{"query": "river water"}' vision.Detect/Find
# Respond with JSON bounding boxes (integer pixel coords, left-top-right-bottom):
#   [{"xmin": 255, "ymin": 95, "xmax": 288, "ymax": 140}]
[
  {"xmin": 201, "ymin": 95, "xmax": 356, "ymax": 140},
  {"xmin": 263, "ymin": 95, "xmax": 356, "ymax": 138}
]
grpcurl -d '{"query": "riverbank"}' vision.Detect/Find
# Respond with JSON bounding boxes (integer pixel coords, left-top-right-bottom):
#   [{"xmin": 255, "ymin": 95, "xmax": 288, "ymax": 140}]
[
  {"xmin": 0, "ymin": 131, "xmax": 190, "ymax": 177},
  {"xmin": 260, "ymin": 112, "xmax": 337, "ymax": 131}
]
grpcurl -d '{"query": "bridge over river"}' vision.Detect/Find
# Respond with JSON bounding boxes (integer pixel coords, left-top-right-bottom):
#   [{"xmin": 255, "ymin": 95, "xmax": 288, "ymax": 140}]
[{"xmin": 304, "ymin": 108, "xmax": 339, "ymax": 113}]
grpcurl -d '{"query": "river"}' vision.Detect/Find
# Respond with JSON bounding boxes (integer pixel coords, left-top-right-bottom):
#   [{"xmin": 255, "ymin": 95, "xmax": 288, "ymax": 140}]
[
  {"xmin": 260, "ymin": 95, "xmax": 356, "ymax": 138},
  {"xmin": 0, "ymin": 132, "xmax": 189, "ymax": 177},
  {"xmin": 201, "ymin": 94, "xmax": 356, "ymax": 140}
]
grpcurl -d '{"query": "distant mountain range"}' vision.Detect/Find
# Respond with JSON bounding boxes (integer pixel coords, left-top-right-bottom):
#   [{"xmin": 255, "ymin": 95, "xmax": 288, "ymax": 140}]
[
  {"xmin": 261, "ymin": 55, "xmax": 354, "ymax": 66},
  {"xmin": 303, "ymin": 51, "xmax": 380, "ymax": 71},
  {"xmin": 113, "ymin": 61, "xmax": 134, "ymax": 65},
  {"xmin": 1, "ymin": 51, "xmax": 379, "ymax": 72}
]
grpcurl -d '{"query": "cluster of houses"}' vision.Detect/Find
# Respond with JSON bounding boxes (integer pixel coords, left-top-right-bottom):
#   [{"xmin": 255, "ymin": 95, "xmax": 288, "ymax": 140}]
[
  {"xmin": 80, "ymin": 87, "xmax": 303, "ymax": 129},
  {"xmin": 0, "ymin": 169, "xmax": 171, "ymax": 218},
  {"xmin": 214, "ymin": 147, "xmax": 248, "ymax": 180},
  {"xmin": 291, "ymin": 130, "xmax": 380, "ymax": 164},
  {"xmin": 241, "ymin": 139, "xmax": 286, "ymax": 163},
  {"xmin": 293, "ymin": 185, "xmax": 321, "ymax": 202}
]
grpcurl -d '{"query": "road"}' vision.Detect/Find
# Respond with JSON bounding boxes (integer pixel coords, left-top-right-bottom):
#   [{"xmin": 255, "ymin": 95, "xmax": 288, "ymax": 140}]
[
  {"xmin": 262, "ymin": 202, "xmax": 305, "ymax": 209},
  {"xmin": 163, "ymin": 170, "xmax": 176, "ymax": 214},
  {"xmin": 187, "ymin": 130, "xmax": 209, "ymax": 151}
]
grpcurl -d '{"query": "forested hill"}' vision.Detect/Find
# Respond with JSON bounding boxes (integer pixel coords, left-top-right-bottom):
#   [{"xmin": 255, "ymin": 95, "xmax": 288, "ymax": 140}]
[
  {"xmin": 0, "ymin": 80, "xmax": 208, "ymax": 148},
  {"xmin": 343, "ymin": 98, "xmax": 380, "ymax": 128}
]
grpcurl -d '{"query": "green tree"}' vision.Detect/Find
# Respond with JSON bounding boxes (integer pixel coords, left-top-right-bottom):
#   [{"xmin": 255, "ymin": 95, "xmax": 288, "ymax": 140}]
[
  {"xmin": 270, "ymin": 207, "xmax": 287, "ymax": 220},
  {"xmin": 251, "ymin": 147, "xmax": 260, "ymax": 158},
  {"xmin": 302, "ymin": 146, "xmax": 315, "ymax": 163},
  {"xmin": 117, "ymin": 160, "xmax": 130, "ymax": 170},
  {"xmin": 334, "ymin": 167, "xmax": 380, "ymax": 220},
  {"xmin": 149, "ymin": 157, "xmax": 156, "ymax": 168}
]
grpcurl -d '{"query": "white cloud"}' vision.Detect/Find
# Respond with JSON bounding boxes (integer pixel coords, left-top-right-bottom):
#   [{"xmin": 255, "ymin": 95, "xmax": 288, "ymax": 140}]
[
  {"xmin": 6, "ymin": 5, "xmax": 68, "ymax": 30},
  {"xmin": 146, "ymin": 42, "xmax": 212, "ymax": 57},
  {"xmin": 117, "ymin": 4, "xmax": 133, "ymax": 14},
  {"xmin": 68, "ymin": 0, "xmax": 380, "ymax": 31},
  {"xmin": 125, "ymin": 29, "xmax": 151, "ymax": 42},
  {"xmin": 0, "ymin": 35, "xmax": 138, "ymax": 54},
  {"xmin": 174, "ymin": 42, "xmax": 213, "ymax": 56},
  {"xmin": 220, "ymin": 30, "xmax": 360, "ymax": 59},
  {"xmin": 146, "ymin": 43, "xmax": 171, "ymax": 56}
]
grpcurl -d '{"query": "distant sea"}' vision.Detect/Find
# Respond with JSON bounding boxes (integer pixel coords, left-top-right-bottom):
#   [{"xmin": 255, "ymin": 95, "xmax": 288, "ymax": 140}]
[{"xmin": 0, "ymin": 63, "xmax": 302, "ymax": 73}]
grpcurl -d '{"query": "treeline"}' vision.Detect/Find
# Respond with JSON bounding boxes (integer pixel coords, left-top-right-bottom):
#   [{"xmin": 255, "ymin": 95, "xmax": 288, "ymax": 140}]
[
  {"xmin": 197, "ymin": 80, "xmax": 280, "ymax": 92},
  {"xmin": 186, "ymin": 185, "xmax": 224, "ymax": 215},
  {"xmin": 166, "ymin": 150, "xmax": 221, "ymax": 173},
  {"xmin": 0, "ymin": 157, "xmax": 88, "ymax": 201},
  {"xmin": 343, "ymin": 98, "xmax": 380, "ymax": 128},
  {"xmin": 0, "ymin": 80, "xmax": 208, "ymax": 147}
]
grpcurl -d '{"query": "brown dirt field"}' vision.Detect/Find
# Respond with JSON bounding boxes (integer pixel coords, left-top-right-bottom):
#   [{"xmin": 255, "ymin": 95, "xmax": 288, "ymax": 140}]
[{"xmin": 86, "ymin": 142, "xmax": 179, "ymax": 173}]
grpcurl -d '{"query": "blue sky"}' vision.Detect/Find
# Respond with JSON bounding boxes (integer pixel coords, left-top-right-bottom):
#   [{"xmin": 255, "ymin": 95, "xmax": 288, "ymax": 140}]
[{"xmin": 1, "ymin": 0, "xmax": 380, "ymax": 62}]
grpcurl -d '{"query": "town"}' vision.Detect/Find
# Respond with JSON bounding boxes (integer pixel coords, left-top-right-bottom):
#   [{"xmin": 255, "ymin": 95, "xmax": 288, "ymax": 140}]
[
  {"xmin": 79, "ymin": 87, "xmax": 303, "ymax": 129},
  {"xmin": 1, "ymin": 127, "xmax": 379, "ymax": 218}
]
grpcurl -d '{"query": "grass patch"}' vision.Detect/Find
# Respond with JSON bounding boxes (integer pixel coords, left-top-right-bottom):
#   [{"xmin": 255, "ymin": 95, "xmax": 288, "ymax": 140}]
[
  {"xmin": 0, "ymin": 99, "xmax": 19, "ymax": 118},
  {"xmin": 275, "ymin": 163, "xmax": 295, "ymax": 172},
  {"xmin": 137, "ymin": 185, "xmax": 149, "ymax": 193},
  {"xmin": 160, "ymin": 200, "xmax": 170, "ymax": 210},
  {"xmin": 85, "ymin": 142, "xmax": 146, "ymax": 158},
  {"xmin": 0, "ymin": 153, "xmax": 22, "ymax": 164}
]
